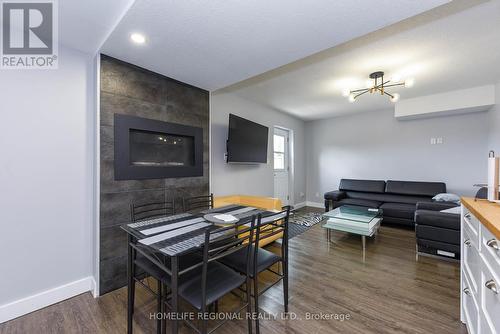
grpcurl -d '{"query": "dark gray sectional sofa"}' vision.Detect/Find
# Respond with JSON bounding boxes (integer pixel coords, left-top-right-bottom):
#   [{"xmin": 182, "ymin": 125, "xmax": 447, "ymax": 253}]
[
  {"xmin": 324, "ymin": 179, "xmax": 447, "ymax": 226},
  {"xmin": 414, "ymin": 201, "xmax": 461, "ymax": 259}
]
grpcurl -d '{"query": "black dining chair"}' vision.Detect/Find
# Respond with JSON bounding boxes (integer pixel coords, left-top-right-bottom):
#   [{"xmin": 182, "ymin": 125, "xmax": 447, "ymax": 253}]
[
  {"xmin": 219, "ymin": 206, "xmax": 291, "ymax": 334},
  {"xmin": 163, "ymin": 217, "xmax": 257, "ymax": 334},
  {"xmin": 128, "ymin": 199, "xmax": 202, "ymax": 334},
  {"xmin": 183, "ymin": 193, "xmax": 214, "ymax": 213},
  {"xmin": 128, "ymin": 200, "xmax": 176, "ymax": 334},
  {"xmin": 131, "ymin": 200, "xmax": 177, "ymax": 223}
]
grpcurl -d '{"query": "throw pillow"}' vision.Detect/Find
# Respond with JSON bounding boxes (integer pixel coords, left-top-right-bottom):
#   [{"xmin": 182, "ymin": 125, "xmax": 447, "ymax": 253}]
[{"xmin": 432, "ymin": 193, "xmax": 461, "ymax": 204}]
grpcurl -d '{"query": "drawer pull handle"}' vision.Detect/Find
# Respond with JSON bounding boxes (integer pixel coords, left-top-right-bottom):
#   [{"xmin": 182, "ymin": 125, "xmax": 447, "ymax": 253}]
[
  {"xmin": 464, "ymin": 239, "xmax": 471, "ymax": 247},
  {"xmin": 463, "ymin": 287, "xmax": 471, "ymax": 296},
  {"xmin": 486, "ymin": 239, "xmax": 499, "ymax": 251},
  {"xmin": 485, "ymin": 280, "xmax": 498, "ymax": 294},
  {"xmin": 464, "ymin": 213, "xmax": 471, "ymax": 222}
]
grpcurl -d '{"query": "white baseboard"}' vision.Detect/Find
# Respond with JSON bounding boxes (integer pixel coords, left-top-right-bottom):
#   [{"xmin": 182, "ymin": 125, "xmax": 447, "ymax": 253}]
[
  {"xmin": 0, "ymin": 276, "xmax": 94, "ymax": 323},
  {"xmin": 305, "ymin": 201, "xmax": 325, "ymax": 208},
  {"xmin": 90, "ymin": 276, "xmax": 98, "ymax": 298},
  {"xmin": 293, "ymin": 201, "xmax": 306, "ymax": 210}
]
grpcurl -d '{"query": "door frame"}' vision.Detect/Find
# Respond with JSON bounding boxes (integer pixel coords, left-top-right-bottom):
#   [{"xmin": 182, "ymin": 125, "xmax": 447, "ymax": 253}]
[{"xmin": 273, "ymin": 126, "xmax": 294, "ymax": 206}]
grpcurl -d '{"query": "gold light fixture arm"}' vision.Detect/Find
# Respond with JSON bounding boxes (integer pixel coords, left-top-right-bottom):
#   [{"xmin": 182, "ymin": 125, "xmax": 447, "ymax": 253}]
[{"xmin": 346, "ymin": 71, "xmax": 410, "ymax": 102}]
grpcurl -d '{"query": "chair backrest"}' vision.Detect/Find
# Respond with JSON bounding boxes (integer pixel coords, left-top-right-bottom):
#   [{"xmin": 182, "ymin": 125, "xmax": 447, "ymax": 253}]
[
  {"xmin": 254, "ymin": 206, "xmax": 291, "ymax": 263},
  {"xmin": 183, "ymin": 193, "xmax": 214, "ymax": 213},
  {"xmin": 130, "ymin": 199, "xmax": 176, "ymax": 223},
  {"xmin": 198, "ymin": 216, "xmax": 256, "ymax": 310}
]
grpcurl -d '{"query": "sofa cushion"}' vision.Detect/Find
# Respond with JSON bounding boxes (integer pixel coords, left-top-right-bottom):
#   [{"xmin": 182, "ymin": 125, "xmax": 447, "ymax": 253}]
[
  {"xmin": 339, "ymin": 179, "xmax": 386, "ymax": 194},
  {"xmin": 414, "ymin": 209, "xmax": 460, "ymax": 230},
  {"xmin": 416, "ymin": 202, "xmax": 458, "ymax": 211},
  {"xmin": 385, "ymin": 180, "xmax": 446, "ymax": 197},
  {"xmin": 332, "ymin": 198, "xmax": 382, "ymax": 209},
  {"xmin": 346, "ymin": 191, "xmax": 432, "ymax": 205},
  {"xmin": 416, "ymin": 225, "xmax": 460, "ymax": 244},
  {"xmin": 380, "ymin": 202, "xmax": 416, "ymax": 220},
  {"xmin": 383, "ymin": 216, "xmax": 414, "ymax": 226}
]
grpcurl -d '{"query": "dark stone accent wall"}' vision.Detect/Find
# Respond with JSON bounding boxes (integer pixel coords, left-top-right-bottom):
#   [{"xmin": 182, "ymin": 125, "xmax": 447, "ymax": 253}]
[{"xmin": 99, "ymin": 55, "xmax": 209, "ymax": 294}]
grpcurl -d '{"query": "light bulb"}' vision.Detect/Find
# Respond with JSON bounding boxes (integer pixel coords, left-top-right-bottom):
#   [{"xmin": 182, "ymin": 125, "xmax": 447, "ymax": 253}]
[
  {"xmin": 390, "ymin": 93, "xmax": 400, "ymax": 103},
  {"xmin": 130, "ymin": 33, "xmax": 146, "ymax": 44},
  {"xmin": 342, "ymin": 89, "xmax": 350, "ymax": 97},
  {"xmin": 348, "ymin": 94, "xmax": 356, "ymax": 103},
  {"xmin": 404, "ymin": 78, "xmax": 415, "ymax": 88}
]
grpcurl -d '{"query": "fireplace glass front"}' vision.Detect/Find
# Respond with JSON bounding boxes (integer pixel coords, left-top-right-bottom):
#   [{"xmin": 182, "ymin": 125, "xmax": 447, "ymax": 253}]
[{"xmin": 129, "ymin": 129, "xmax": 195, "ymax": 167}]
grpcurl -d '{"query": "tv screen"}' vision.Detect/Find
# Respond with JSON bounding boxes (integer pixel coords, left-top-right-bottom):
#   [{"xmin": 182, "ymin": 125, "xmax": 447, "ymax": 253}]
[{"xmin": 226, "ymin": 114, "xmax": 269, "ymax": 163}]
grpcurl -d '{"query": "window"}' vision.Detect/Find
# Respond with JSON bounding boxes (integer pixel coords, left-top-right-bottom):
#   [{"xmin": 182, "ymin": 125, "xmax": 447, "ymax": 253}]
[{"xmin": 273, "ymin": 134, "xmax": 285, "ymax": 170}]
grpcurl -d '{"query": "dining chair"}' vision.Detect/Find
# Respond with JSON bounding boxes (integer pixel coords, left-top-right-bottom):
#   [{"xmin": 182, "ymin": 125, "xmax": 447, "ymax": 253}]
[
  {"xmin": 182, "ymin": 193, "xmax": 214, "ymax": 213},
  {"xmin": 219, "ymin": 206, "xmax": 291, "ymax": 334},
  {"xmin": 128, "ymin": 199, "xmax": 202, "ymax": 334},
  {"xmin": 163, "ymin": 217, "xmax": 256, "ymax": 334},
  {"xmin": 131, "ymin": 200, "xmax": 176, "ymax": 222}
]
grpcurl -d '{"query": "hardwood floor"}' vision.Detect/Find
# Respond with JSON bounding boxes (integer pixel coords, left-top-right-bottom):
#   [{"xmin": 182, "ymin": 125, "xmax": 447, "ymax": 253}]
[{"xmin": 0, "ymin": 208, "xmax": 466, "ymax": 334}]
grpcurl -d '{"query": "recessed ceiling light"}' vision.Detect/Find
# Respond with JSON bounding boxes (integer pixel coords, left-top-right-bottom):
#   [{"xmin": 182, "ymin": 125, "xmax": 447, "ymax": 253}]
[{"xmin": 130, "ymin": 33, "xmax": 146, "ymax": 44}]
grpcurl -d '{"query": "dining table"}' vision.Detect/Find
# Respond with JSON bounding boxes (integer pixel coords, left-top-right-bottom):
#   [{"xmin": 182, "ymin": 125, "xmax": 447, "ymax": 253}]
[{"xmin": 121, "ymin": 204, "xmax": 278, "ymax": 334}]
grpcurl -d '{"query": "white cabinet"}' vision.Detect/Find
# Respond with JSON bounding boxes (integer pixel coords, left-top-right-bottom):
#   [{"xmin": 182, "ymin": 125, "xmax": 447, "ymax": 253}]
[{"xmin": 461, "ymin": 205, "xmax": 500, "ymax": 334}]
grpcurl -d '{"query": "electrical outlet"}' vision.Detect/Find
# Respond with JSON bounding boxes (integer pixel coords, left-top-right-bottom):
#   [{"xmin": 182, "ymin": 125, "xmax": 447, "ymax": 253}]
[{"xmin": 315, "ymin": 192, "xmax": 320, "ymax": 198}]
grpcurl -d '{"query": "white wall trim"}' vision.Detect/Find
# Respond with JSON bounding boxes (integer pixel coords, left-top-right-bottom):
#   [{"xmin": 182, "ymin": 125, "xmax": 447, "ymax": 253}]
[
  {"xmin": 93, "ymin": 54, "xmax": 101, "ymax": 297},
  {"xmin": 90, "ymin": 277, "xmax": 98, "ymax": 298},
  {"xmin": 293, "ymin": 201, "xmax": 306, "ymax": 210},
  {"xmin": 305, "ymin": 201, "xmax": 324, "ymax": 208},
  {"xmin": 0, "ymin": 276, "xmax": 94, "ymax": 323}
]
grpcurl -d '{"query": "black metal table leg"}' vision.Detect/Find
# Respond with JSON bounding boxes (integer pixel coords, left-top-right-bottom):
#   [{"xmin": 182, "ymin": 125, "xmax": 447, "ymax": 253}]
[{"xmin": 171, "ymin": 256, "xmax": 179, "ymax": 334}]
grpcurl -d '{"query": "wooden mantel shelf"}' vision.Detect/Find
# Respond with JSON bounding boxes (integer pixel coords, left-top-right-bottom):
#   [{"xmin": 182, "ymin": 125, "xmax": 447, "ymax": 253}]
[{"xmin": 462, "ymin": 197, "xmax": 500, "ymax": 239}]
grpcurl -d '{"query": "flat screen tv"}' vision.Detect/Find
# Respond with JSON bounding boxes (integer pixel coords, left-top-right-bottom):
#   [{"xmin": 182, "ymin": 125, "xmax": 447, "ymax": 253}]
[{"xmin": 226, "ymin": 114, "xmax": 268, "ymax": 163}]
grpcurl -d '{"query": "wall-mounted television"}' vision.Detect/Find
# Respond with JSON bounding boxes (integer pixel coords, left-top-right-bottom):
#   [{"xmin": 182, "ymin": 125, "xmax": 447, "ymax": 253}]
[{"xmin": 226, "ymin": 114, "xmax": 269, "ymax": 164}]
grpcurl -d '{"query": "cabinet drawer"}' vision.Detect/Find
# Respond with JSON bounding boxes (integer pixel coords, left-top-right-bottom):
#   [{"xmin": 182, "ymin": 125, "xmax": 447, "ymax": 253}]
[
  {"xmin": 463, "ymin": 209, "xmax": 479, "ymax": 236},
  {"xmin": 464, "ymin": 227, "xmax": 481, "ymax": 294},
  {"xmin": 463, "ymin": 211, "xmax": 479, "ymax": 246},
  {"xmin": 463, "ymin": 272, "xmax": 479, "ymax": 334},
  {"xmin": 481, "ymin": 261, "xmax": 500, "ymax": 334},
  {"xmin": 463, "ymin": 270, "xmax": 479, "ymax": 307},
  {"xmin": 481, "ymin": 224, "xmax": 500, "ymax": 269}
]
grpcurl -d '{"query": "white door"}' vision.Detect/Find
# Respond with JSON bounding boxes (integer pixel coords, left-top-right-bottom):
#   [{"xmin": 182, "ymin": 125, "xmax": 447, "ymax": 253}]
[{"xmin": 273, "ymin": 128, "xmax": 290, "ymax": 206}]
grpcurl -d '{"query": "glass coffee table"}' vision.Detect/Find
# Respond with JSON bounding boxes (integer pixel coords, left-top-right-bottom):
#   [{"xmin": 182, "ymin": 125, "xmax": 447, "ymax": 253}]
[{"xmin": 322, "ymin": 205, "xmax": 383, "ymax": 261}]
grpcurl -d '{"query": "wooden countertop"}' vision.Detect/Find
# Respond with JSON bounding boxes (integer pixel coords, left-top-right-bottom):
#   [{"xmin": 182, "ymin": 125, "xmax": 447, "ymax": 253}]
[{"xmin": 462, "ymin": 197, "xmax": 500, "ymax": 239}]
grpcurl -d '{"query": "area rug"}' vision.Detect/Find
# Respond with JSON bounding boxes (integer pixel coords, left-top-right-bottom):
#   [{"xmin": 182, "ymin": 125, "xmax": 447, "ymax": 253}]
[{"xmin": 288, "ymin": 212, "xmax": 324, "ymax": 239}]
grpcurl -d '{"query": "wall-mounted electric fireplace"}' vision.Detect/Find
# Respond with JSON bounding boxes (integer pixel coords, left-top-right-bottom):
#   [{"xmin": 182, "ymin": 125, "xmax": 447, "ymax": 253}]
[{"xmin": 114, "ymin": 114, "xmax": 203, "ymax": 180}]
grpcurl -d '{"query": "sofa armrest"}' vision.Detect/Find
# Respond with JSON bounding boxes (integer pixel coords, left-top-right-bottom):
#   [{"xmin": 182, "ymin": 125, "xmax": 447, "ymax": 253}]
[
  {"xmin": 324, "ymin": 190, "xmax": 347, "ymax": 212},
  {"xmin": 324, "ymin": 190, "xmax": 346, "ymax": 201},
  {"xmin": 416, "ymin": 201, "xmax": 458, "ymax": 211},
  {"xmin": 414, "ymin": 209, "xmax": 460, "ymax": 230}
]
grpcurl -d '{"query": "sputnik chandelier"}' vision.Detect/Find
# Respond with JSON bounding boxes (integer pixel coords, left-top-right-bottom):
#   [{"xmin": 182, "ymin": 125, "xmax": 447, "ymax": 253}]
[{"xmin": 343, "ymin": 71, "xmax": 414, "ymax": 103}]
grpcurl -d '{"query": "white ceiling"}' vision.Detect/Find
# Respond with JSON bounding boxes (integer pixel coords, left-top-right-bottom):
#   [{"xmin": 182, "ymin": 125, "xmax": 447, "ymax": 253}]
[
  {"xmin": 220, "ymin": 0, "xmax": 500, "ymax": 120},
  {"xmin": 59, "ymin": 0, "xmax": 134, "ymax": 54},
  {"xmin": 101, "ymin": 0, "xmax": 449, "ymax": 90}
]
